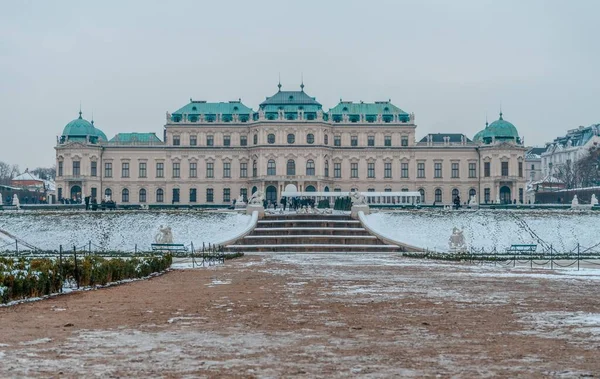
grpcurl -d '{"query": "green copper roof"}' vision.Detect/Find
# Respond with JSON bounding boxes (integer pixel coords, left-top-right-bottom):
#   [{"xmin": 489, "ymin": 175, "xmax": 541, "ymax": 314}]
[
  {"xmin": 486, "ymin": 112, "xmax": 519, "ymax": 139},
  {"xmin": 260, "ymin": 88, "xmax": 322, "ymax": 107},
  {"xmin": 172, "ymin": 100, "xmax": 253, "ymax": 115},
  {"xmin": 329, "ymin": 101, "xmax": 408, "ymax": 115},
  {"xmin": 62, "ymin": 112, "xmax": 96, "ymax": 137},
  {"xmin": 109, "ymin": 133, "xmax": 162, "ymax": 144},
  {"xmin": 473, "ymin": 121, "xmax": 489, "ymax": 142},
  {"xmin": 91, "ymin": 120, "xmax": 107, "ymax": 141}
]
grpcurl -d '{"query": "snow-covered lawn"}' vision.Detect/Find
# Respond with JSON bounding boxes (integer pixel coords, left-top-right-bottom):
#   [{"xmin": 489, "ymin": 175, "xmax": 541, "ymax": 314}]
[
  {"xmin": 365, "ymin": 209, "xmax": 600, "ymax": 252},
  {"xmin": 0, "ymin": 211, "xmax": 251, "ymax": 251}
]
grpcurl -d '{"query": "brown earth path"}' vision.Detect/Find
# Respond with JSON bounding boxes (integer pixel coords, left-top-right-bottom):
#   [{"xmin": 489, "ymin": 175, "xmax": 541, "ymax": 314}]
[{"xmin": 1, "ymin": 254, "xmax": 600, "ymax": 378}]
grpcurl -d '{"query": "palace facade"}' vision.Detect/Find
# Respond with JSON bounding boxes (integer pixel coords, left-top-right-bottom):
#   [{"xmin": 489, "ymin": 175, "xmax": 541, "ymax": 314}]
[{"xmin": 55, "ymin": 84, "xmax": 527, "ymax": 206}]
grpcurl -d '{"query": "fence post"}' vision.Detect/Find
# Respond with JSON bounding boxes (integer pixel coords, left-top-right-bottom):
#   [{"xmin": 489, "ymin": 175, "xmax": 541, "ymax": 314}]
[
  {"xmin": 74, "ymin": 246, "xmax": 80, "ymax": 289},
  {"xmin": 577, "ymin": 243, "xmax": 580, "ymax": 271},
  {"xmin": 135, "ymin": 244, "xmax": 137, "ymax": 254},
  {"xmin": 89, "ymin": 240, "xmax": 92, "ymax": 255},
  {"xmin": 550, "ymin": 244, "xmax": 553, "ymax": 270},
  {"xmin": 191, "ymin": 241, "xmax": 195, "ymax": 269},
  {"xmin": 15, "ymin": 240, "xmax": 18, "ymax": 254},
  {"xmin": 59, "ymin": 245, "xmax": 63, "ymax": 292}
]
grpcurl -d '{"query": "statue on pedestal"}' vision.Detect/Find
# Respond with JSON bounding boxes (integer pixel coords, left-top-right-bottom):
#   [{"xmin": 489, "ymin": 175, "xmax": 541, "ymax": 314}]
[
  {"xmin": 350, "ymin": 191, "xmax": 367, "ymax": 205},
  {"xmin": 448, "ymin": 227, "xmax": 466, "ymax": 251},
  {"xmin": 154, "ymin": 225, "xmax": 174, "ymax": 244},
  {"xmin": 248, "ymin": 190, "xmax": 264, "ymax": 205},
  {"xmin": 12, "ymin": 194, "xmax": 20, "ymax": 210},
  {"xmin": 572, "ymin": 194, "xmax": 579, "ymax": 206},
  {"xmin": 591, "ymin": 194, "xmax": 598, "ymax": 206}
]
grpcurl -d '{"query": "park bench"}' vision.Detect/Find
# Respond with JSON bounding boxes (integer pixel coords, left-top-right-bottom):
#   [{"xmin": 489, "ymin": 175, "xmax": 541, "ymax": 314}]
[
  {"xmin": 505, "ymin": 244, "xmax": 537, "ymax": 254},
  {"xmin": 151, "ymin": 243, "xmax": 187, "ymax": 253}
]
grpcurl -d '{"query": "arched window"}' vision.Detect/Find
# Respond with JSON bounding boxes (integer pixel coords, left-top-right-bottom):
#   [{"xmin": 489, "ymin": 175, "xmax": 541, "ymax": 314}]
[
  {"xmin": 121, "ymin": 188, "xmax": 129, "ymax": 203},
  {"xmin": 435, "ymin": 188, "xmax": 442, "ymax": 203},
  {"xmin": 267, "ymin": 159, "xmax": 276, "ymax": 175},
  {"xmin": 306, "ymin": 134, "xmax": 314, "ymax": 144},
  {"xmin": 104, "ymin": 188, "xmax": 112, "ymax": 200},
  {"xmin": 252, "ymin": 160, "xmax": 257, "ymax": 177},
  {"xmin": 452, "ymin": 188, "xmax": 460, "ymax": 200},
  {"xmin": 419, "ymin": 188, "xmax": 425, "ymax": 203},
  {"xmin": 139, "ymin": 188, "xmax": 147, "ymax": 203},
  {"xmin": 469, "ymin": 188, "xmax": 476, "ymax": 200},
  {"xmin": 287, "ymin": 133, "xmax": 295, "ymax": 144},
  {"xmin": 324, "ymin": 160, "xmax": 329, "ymax": 177},
  {"xmin": 306, "ymin": 159, "xmax": 315, "ymax": 176},
  {"xmin": 253, "ymin": 134, "xmax": 258, "ymax": 145},
  {"xmin": 287, "ymin": 159, "xmax": 296, "ymax": 175},
  {"xmin": 267, "ymin": 134, "xmax": 275, "ymax": 144},
  {"xmin": 156, "ymin": 188, "xmax": 164, "ymax": 203}
]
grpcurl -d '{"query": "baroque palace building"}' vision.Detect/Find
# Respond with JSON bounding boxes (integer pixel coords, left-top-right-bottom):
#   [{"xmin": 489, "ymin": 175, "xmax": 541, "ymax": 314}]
[{"xmin": 55, "ymin": 84, "xmax": 527, "ymax": 206}]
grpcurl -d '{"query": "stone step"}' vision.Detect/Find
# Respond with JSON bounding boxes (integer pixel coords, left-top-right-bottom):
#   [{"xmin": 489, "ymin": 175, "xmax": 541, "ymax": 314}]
[
  {"xmin": 241, "ymin": 235, "xmax": 381, "ymax": 245},
  {"xmin": 265, "ymin": 214, "xmax": 352, "ymax": 220},
  {"xmin": 257, "ymin": 220, "xmax": 361, "ymax": 228},
  {"xmin": 251, "ymin": 227, "xmax": 371, "ymax": 236},
  {"xmin": 224, "ymin": 244, "xmax": 401, "ymax": 253}
]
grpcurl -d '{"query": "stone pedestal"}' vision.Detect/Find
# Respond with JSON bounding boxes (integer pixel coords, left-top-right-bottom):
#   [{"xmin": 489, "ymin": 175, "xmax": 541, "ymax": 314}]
[
  {"xmin": 235, "ymin": 202, "xmax": 247, "ymax": 211},
  {"xmin": 351, "ymin": 204, "xmax": 370, "ymax": 219},
  {"xmin": 246, "ymin": 204, "xmax": 265, "ymax": 218}
]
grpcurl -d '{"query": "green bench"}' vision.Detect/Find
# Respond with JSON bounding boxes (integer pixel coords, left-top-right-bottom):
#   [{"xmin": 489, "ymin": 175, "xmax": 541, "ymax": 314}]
[
  {"xmin": 506, "ymin": 244, "xmax": 537, "ymax": 254},
  {"xmin": 151, "ymin": 243, "xmax": 187, "ymax": 253}
]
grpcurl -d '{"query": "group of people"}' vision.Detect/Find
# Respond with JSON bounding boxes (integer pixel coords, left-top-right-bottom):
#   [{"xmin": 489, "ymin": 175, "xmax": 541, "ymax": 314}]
[{"xmin": 258, "ymin": 196, "xmax": 317, "ymax": 211}]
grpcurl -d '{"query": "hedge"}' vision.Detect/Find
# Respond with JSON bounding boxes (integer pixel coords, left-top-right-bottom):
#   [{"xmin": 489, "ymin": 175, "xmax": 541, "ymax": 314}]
[{"xmin": 0, "ymin": 255, "xmax": 172, "ymax": 304}]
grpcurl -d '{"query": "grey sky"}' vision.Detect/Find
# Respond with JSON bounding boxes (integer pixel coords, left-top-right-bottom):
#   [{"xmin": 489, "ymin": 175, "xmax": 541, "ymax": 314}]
[{"xmin": 1, "ymin": 0, "xmax": 598, "ymax": 169}]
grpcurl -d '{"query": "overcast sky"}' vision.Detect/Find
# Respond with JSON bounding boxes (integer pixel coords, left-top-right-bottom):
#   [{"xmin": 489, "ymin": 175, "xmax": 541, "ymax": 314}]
[{"xmin": 1, "ymin": 0, "xmax": 598, "ymax": 169}]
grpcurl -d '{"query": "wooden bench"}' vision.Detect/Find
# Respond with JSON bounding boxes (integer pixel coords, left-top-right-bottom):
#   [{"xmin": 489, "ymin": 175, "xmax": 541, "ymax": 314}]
[
  {"xmin": 505, "ymin": 244, "xmax": 537, "ymax": 254},
  {"xmin": 151, "ymin": 243, "xmax": 187, "ymax": 253}
]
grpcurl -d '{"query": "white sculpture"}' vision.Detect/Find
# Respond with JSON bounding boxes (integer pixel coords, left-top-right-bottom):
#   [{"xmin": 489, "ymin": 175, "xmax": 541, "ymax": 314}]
[
  {"xmin": 468, "ymin": 195, "xmax": 478, "ymax": 206},
  {"xmin": 571, "ymin": 195, "xmax": 579, "ymax": 206},
  {"xmin": 591, "ymin": 194, "xmax": 598, "ymax": 206},
  {"xmin": 350, "ymin": 191, "xmax": 367, "ymax": 205},
  {"xmin": 448, "ymin": 227, "xmax": 467, "ymax": 251},
  {"xmin": 154, "ymin": 225, "xmax": 174, "ymax": 244},
  {"xmin": 0, "ymin": 192, "xmax": 3, "ymax": 206},
  {"xmin": 236, "ymin": 195, "xmax": 246, "ymax": 205},
  {"xmin": 248, "ymin": 190, "xmax": 264, "ymax": 205},
  {"xmin": 12, "ymin": 194, "xmax": 20, "ymax": 210}
]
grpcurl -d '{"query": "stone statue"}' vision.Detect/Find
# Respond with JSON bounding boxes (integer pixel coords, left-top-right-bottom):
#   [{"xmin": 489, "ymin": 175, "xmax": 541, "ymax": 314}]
[
  {"xmin": 350, "ymin": 191, "xmax": 367, "ymax": 205},
  {"xmin": 448, "ymin": 227, "xmax": 466, "ymax": 251},
  {"xmin": 236, "ymin": 195, "xmax": 245, "ymax": 204},
  {"xmin": 571, "ymin": 195, "xmax": 579, "ymax": 206},
  {"xmin": 248, "ymin": 190, "xmax": 264, "ymax": 205},
  {"xmin": 591, "ymin": 194, "xmax": 598, "ymax": 206},
  {"xmin": 12, "ymin": 194, "xmax": 20, "ymax": 209},
  {"xmin": 0, "ymin": 192, "xmax": 3, "ymax": 206},
  {"xmin": 468, "ymin": 195, "xmax": 478, "ymax": 206},
  {"xmin": 154, "ymin": 225, "xmax": 174, "ymax": 244}
]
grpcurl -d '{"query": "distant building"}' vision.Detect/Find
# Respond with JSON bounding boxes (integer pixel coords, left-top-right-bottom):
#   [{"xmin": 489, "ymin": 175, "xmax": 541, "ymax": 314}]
[
  {"xmin": 541, "ymin": 124, "xmax": 600, "ymax": 177},
  {"xmin": 525, "ymin": 147, "xmax": 546, "ymax": 183},
  {"xmin": 10, "ymin": 170, "xmax": 56, "ymax": 203},
  {"xmin": 55, "ymin": 84, "xmax": 527, "ymax": 206}
]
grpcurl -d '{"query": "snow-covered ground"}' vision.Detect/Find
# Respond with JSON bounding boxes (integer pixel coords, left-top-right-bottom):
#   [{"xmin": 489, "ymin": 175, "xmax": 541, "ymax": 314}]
[
  {"xmin": 0, "ymin": 211, "xmax": 251, "ymax": 251},
  {"xmin": 365, "ymin": 209, "xmax": 600, "ymax": 252}
]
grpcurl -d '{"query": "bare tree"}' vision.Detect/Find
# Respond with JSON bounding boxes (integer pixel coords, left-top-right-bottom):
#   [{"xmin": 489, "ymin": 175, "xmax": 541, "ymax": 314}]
[
  {"xmin": 31, "ymin": 166, "xmax": 56, "ymax": 181},
  {"xmin": 0, "ymin": 161, "xmax": 19, "ymax": 185},
  {"xmin": 576, "ymin": 146, "xmax": 600, "ymax": 188},
  {"xmin": 555, "ymin": 159, "xmax": 578, "ymax": 189}
]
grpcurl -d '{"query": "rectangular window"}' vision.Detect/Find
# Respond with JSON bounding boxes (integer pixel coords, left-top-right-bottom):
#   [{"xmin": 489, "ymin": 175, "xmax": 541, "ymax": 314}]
[
  {"xmin": 384, "ymin": 162, "xmax": 392, "ymax": 178},
  {"xmin": 90, "ymin": 161, "xmax": 97, "ymax": 177},
  {"xmin": 172, "ymin": 188, "xmax": 180, "ymax": 203},
  {"xmin": 172, "ymin": 162, "xmax": 180, "ymax": 178},
  {"xmin": 334, "ymin": 163, "xmax": 341, "ymax": 178},
  {"xmin": 58, "ymin": 161, "xmax": 63, "ymax": 177},
  {"xmin": 367, "ymin": 163, "xmax": 375, "ymax": 178},
  {"xmin": 518, "ymin": 162, "xmax": 523, "ymax": 177},
  {"xmin": 252, "ymin": 161, "xmax": 257, "ymax": 177},
  {"xmin": 531, "ymin": 164, "xmax": 535, "ymax": 170},
  {"xmin": 351, "ymin": 136, "xmax": 358, "ymax": 147},
  {"xmin": 104, "ymin": 162, "xmax": 112, "ymax": 178},
  {"xmin": 72, "ymin": 161, "xmax": 80, "ymax": 176},
  {"xmin": 121, "ymin": 162, "xmax": 129, "ymax": 178},
  {"xmin": 156, "ymin": 162, "xmax": 164, "ymax": 178},
  {"xmin": 253, "ymin": 134, "xmax": 258, "ymax": 145},
  {"xmin": 324, "ymin": 134, "xmax": 329, "ymax": 145},
  {"xmin": 468, "ymin": 162, "xmax": 476, "ymax": 178},
  {"xmin": 435, "ymin": 190, "xmax": 442, "ymax": 203},
  {"xmin": 240, "ymin": 188, "xmax": 247, "ymax": 202},
  {"xmin": 207, "ymin": 135, "xmax": 214, "ymax": 146},
  {"xmin": 189, "ymin": 188, "xmax": 197, "ymax": 203},
  {"xmin": 334, "ymin": 136, "xmax": 341, "ymax": 146},
  {"xmin": 351, "ymin": 163, "xmax": 358, "ymax": 178},
  {"xmin": 223, "ymin": 135, "xmax": 231, "ymax": 146},
  {"xmin": 223, "ymin": 162, "xmax": 231, "ymax": 178},
  {"xmin": 484, "ymin": 162, "xmax": 490, "ymax": 177},
  {"xmin": 240, "ymin": 135, "xmax": 247, "ymax": 146},
  {"xmin": 501, "ymin": 162, "xmax": 509, "ymax": 176},
  {"xmin": 401, "ymin": 163, "xmax": 409, "ymax": 178},
  {"xmin": 206, "ymin": 188, "xmax": 214, "ymax": 203},
  {"xmin": 139, "ymin": 189, "xmax": 146, "ymax": 203},
  {"xmin": 189, "ymin": 162, "xmax": 197, "ymax": 178},
  {"xmin": 519, "ymin": 188, "xmax": 523, "ymax": 203},
  {"xmin": 206, "ymin": 162, "xmax": 214, "ymax": 178},
  {"xmin": 368, "ymin": 136, "xmax": 375, "ymax": 146},
  {"xmin": 484, "ymin": 188, "xmax": 491, "ymax": 203},
  {"xmin": 91, "ymin": 187, "xmax": 97, "ymax": 200},
  {"xmin": 173, "ymin": 135, "xmax": 180, "ymax": 146},
  {"xmin": 240, "ymin": 162, "xmax": 248, "ymax": 178},
  {"xmin": 223, "ymin": 188, "xmax": 231, "ymax": 202},
  {"xmin": 417, "ymin": 162, "xmax": 425, "ymax": 178},
  {"xmin": 451, "ymin": 162, "xmax": 459, "ymax": 178},
  {"xmin": 434, "ymin": 162, "xmax": 442, "ymax": 178},
  {"xmin": 190, "ymin": 135, "xmax": 197, "ymax": 146},
  {"xmin": 139, "ymin": 162, "xmax": 147, "ymax": 178},
  {"xmin": 401, "ymin": 136, "xmax": 409, "ymax": 146},
  {"xmin": 384, "ymin": 136, "xmax": 391, "ymax": 147}
]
